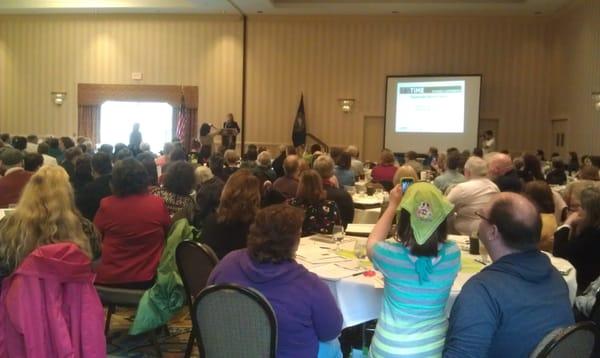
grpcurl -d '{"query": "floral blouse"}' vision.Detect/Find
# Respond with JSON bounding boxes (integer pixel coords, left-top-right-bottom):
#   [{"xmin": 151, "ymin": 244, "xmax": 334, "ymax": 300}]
[{"xmin": 288, "ymin": 198, "xmax": 342, "ymax": 236}]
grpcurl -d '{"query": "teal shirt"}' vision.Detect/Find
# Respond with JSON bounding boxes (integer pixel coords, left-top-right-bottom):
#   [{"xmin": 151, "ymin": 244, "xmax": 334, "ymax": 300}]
[{"xmin": 369, "ymin": 240, "xmax": 461, "ymax": 358}]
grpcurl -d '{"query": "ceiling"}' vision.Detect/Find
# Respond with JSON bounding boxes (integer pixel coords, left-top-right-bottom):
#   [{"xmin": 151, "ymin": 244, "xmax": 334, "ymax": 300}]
[{"xmin": 0, "ymin": 0, "xmax": 575, "ymax": 16}]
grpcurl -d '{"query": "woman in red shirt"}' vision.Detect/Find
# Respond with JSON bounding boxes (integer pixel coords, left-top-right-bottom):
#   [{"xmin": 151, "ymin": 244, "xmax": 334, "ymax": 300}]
[
  {"xmin": 371, "ymin": 149, "xmax": 398, "ymax": 184},
  {"xmin": 94, "ymin": 158, "xmax": 170, "ymax": 288}
]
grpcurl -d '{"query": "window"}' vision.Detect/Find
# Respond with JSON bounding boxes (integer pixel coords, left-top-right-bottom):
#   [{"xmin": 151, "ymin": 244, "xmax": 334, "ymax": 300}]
[{"xmin": 100, "ymin": 101, "xmax": 173, "ymax": 153}]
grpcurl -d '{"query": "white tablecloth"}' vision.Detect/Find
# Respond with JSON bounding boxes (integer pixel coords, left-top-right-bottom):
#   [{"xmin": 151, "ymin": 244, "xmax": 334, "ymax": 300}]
[{"xmin": 297, "ymin": 237, "xmax": 578, "ymax": 329}]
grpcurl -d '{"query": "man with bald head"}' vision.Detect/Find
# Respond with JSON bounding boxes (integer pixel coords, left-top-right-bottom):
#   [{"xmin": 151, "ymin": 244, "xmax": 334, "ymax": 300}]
[
  {"xmin": 487, "ymin": 152, "xmax": 522, "ymax": 193},
  {"xmin": 444, "ymin": 193, "xmax": 574, "ymax": 358},
  {"xmin": 272, "ymin": 155, "xmax": 300, "ymax": 199}
]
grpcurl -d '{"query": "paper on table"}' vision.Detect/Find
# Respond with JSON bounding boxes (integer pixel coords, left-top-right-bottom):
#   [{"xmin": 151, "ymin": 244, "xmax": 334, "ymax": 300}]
[
  {"xmin": 346, "ymin": 224, "xmax": 375, "ymax": 235},
  {"xmin": 311, "ymin": 263, "xmax": 365, "ymax": 281},
  {"xmin": 296, "ymin": 247, "xmax": 350, "ymax": 264}
]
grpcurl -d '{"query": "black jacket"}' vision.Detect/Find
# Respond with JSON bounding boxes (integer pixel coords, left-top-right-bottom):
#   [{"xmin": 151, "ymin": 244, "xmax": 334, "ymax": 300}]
[
  {"xmin": 323, "ymin": 183, "xmax": 354, "ymax": 227},
  {"xmin": 75, "ymin": 174, "xmax": 112, "ymax": 221},
  {"xmin": 554, "ymin": 225, "xmax": 600, "ymax": 291}
]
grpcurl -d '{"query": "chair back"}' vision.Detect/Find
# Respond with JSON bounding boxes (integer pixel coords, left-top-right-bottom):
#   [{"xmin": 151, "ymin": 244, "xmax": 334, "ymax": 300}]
[
  {"xmin": 175, "ymin": 240, "xmax": 219, "ymax": 305},
  {"xmin": 530, "ymin": 321, "xmax": 600, "ymax": 358},
  {"xmin": 193, "ymin": 284, "xmax": 277, "ymax": 358}
]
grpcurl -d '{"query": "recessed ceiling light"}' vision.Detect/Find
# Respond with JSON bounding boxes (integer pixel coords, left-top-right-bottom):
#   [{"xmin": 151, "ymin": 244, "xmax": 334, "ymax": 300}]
[
  {"xmin": 392, "ymin": 11, "xmax": 399, "ymax": 14},
  {"xmin": 257, "ymin": 10, "xmax": 263, "ymax": 14},
  {"xmin": 534, "ymin": 11, "xmax": 543, "ymax": 15}
]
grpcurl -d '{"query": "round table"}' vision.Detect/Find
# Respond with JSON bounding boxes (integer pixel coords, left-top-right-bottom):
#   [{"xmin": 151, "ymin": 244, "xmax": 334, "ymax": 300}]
[
  {"xmin": 352, "ymin": 193, "xmax": 383, "ymax": 225},
  {"xmin": 297, "ymin": 236, "xmax": 578, "ymax": 329}
]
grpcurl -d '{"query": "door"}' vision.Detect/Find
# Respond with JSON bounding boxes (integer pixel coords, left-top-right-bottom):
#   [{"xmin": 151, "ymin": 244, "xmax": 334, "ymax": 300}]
[
  {"xmin": 478, "ymin": 118, "xmax": 500, "ymax": 151},
  {"xmin": 363, "ymin": 116, "xmax": 384, "ymax": 163},
  {"xmin": 551, "ymin": 119, "xmax": 568, "ymax": 159}
]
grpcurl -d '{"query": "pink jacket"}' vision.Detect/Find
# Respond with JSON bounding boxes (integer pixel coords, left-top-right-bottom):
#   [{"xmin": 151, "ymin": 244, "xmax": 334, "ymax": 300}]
[{"xmin": 0, "ymin": 243, "xmax": 106, "ymax": 358}]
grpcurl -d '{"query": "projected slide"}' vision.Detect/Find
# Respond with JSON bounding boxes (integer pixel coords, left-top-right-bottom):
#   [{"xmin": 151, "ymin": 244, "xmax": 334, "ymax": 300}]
[{"xmin": 395, "ymin": 80, "xmax": 465, "ymax": 133}]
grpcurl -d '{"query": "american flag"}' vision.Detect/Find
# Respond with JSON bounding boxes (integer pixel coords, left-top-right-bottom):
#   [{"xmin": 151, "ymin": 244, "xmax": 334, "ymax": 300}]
[{"xmin": 176, "ymin": 95, "xmax": 187, "ymax": 142}]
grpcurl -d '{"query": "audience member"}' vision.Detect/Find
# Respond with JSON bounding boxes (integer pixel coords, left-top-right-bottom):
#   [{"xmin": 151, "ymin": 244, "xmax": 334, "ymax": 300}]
[
  {"xmin": 334, "ymin": 152, "xmax": 355, "ymax": 188},
  {"xmin": 151, "ymin": 161, "xmax": 195, "ymax": 216},
  {"xmin": 46, "ymin": 137, "xmax": 62, "ymax": 159},
  {"xmin": 60, "ymin": 147, "xmax": 83, "ymax": 179},
  {"xmin": 563, "ymin": 165, "xmax": 600, "ymax": 212},
  {"xmin": 155, "ymin": 142, "xmax": 174, "ymax": 168},
  {"xmin": 36, "ymin": 142, "xmax": 58, "ymax": 166},
  {"xmin": 192, "ymin": 166, "xmax": 225, "ymax": 227},
  {"xmin": 98, "ymin": 143, "xmax": 114, "ymax": 158},
  {"xmin": 518, "ymin": 153, "xmax": 544, "ymax": 183},
  {"xmin": 290, "ymin": 169, "xmax": 341, "ymax": 235},
  {"xmin": 567, "ymin": 151, "xmax": 579, "ymax": 175},
  {"xmin": 272, "ymin": 145, "xmax": 287, "ymax": 178},
  {"xmin": 208, "ymin": 152, "xmax": 226, "ymax": 182},
  {"xmin": 392, "ymin": 164, "xmax": 418, "ymax": 187},
  {"xmin": 447, "ymin": 156, "xmax": 499, "ymax": 236},
  {"xmin": 445, "ymin": 193, "xmax": 574, "ymax": 357},
  {"xmin": 208, "ymin": 204, "xmax": 343, "ymax": 357},
  {"xmin": 367, "ymin": 183, "xmax": 460, "ymax": 357},
  {"xmin": 523, "ymin": 181, "xmax": 557, "ymax": 252},
  {"xmin": 94, "ymin": 158, "xmax": 171, "ymax": 288},
  {"xmin": 200, "ymin": 169, "xmax": 260, "ymax": 259},
  {"xmin": 536, "ymin": 149, "xmax": 546, "ymax": 162},
  {"xmin": 113, "ymin": 143, "xmax": 127, "ymax": 160},
  {"xmin": 114, "ymin": 147, "xmax": 133, "ymax": 162},
  {"xmin": 241, "ymin": 144, "xmax": 258, "ymax": 168},
  {"xmin": 0, "ymin": 148, "xmax": 34, "ymax": 208},
  {"xmin": 405, "ymin": 150, "xmax": 424, "ymax": 174},
  {"xmin": 58, "ymin": 136, "xmax": 75, "ymax": 162},
  {"xmin": 76, "ymin": 152, "xmax": 113, "ymax": 221},
  {"xmin": 371, "ymin": 149, "xmax": 397, "ymax": 184},
  {"xmin": 546, "ymin": 158, "xmax": 567, "ymax": 185},
  {"xmin": 487, "ymin": 152, "xmax": 522, "ymax": 193},
  {"xmin": 433, "ymin": 152, "xmax": 466, "ymax": 194},
  {"xmin": 23, "ymin": 152, "xmax": 43, "ymax": 172},
  {"xmin": 273, "ymin": 155, "xmax": 300, "ymax": 199},
  {"xmin": 72, "ymin": 155, "xmax": 94, "ymax": 194},
  {"xmin": 222, "ymin": 149, "xmax": 240, "ymax": 181},
  {"xmin": 312, "ymin": 155, "xmax": 354, "ymax": 226},
  {"xmin": 10, "ymin": 136, "xmax": 27, "ymax": 151},
  {"xmin": 346, "ymin": 145, "xmax": 364, "ymax": 179},
  {"xmin": 554, "ymin": 186, "xmax": 600, "ymax": 291},
  {"xmin": 141, "ymin": 157, "xmax": 159, "ymax": 187},
  {"xmin": 424, "ymin": 146, "xmax": 439, "ymax": 166},
  {"xmin": 472, "ymin": 147, "xmax": 484, "ymax": 158},
  {"xmin": 253, "ymin": 151, "xmax": 277, "ymax": 182},
  {"xmin": 0, "ymin": 133, "xmax": 11, "ymax": 148},
  {"xmin": 0, "ymin": 166, "xmax": 99, "ymax": 282}
]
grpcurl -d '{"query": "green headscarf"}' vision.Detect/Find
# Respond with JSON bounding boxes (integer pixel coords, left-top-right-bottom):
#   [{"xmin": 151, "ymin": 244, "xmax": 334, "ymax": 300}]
[{"xmin": 398, "ymin": 182, "xmax": 454, "ymax": 245}]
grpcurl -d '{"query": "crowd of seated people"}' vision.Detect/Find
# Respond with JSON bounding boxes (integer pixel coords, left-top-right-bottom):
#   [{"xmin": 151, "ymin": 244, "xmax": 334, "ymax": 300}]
[{"xmin": 2, "ymin": 130, "xmax": 600, "ymax": 356}]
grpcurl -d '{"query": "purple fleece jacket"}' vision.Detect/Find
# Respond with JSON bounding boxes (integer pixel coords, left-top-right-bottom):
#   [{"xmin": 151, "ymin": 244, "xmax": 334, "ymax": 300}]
[{"xmin": 208, "ymin": 249, "xmax": 343, "ymax": 358}]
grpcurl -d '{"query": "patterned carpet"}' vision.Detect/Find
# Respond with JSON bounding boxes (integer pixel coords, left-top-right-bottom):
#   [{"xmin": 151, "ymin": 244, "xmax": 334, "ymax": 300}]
[{"xmin": 106, "ymin": 307, "xmax": 198, "ymax": 358}]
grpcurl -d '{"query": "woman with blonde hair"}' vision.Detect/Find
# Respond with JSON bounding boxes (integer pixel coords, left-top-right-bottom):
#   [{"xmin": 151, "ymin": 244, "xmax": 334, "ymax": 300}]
[
  {"xmin": 0, "ymin": 166, "xmax": 95, "ymax": 282},
  {"xmin": 200, "ymin": 169, "xmax": 261, "ymax": 259},
  {"xmin": 289, "ymin": 169, "xmax": 341, "ymax": 236},
  {"xmin": 392, "ymin": 165, "xmax": 419, "ymax": 187}
]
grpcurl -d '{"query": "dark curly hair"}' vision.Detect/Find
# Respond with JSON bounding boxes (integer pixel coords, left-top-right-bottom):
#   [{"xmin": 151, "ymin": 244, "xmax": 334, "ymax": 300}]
[
  {"xmin": 164, "ymin": 161, "xmax": 195, "ymax": 196},
  {"xmin": 247, "ymin": 203, "xmax": 304, "ymax": 263},
  {"xmin": 111, "ymin": 158, "xmax": 149, "ymax": 197}
]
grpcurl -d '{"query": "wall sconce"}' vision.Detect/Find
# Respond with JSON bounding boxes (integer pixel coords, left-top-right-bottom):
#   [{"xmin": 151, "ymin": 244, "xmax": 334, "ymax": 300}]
[
  {"xmin": 338, "ymin": 98, "xmax": 355, "ymax": 113},
  {"xmin": 593, "ymin": 92, "xmax": 600, "ymax": 111},
  {"xmin": 51, "ymin": 92, "xmax": 66, "ymax": 105}
]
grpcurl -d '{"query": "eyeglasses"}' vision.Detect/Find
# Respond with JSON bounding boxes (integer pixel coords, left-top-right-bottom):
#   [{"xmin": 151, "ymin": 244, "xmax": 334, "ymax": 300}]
[{"xmin": 475, "ymin": 210, "xmax": 492, "ymax": 223}]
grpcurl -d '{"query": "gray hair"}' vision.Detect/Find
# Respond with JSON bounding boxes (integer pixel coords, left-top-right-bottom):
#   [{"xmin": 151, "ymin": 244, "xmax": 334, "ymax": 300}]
[
  {"xmin": 346, "ymin": 145, "xmax": 359, "ymax": 158},
  {"xmin": 257, "ymin": 151, "xmax": 272, "ymax": 167},
  {"xmin": 313, "ymin": 155, "xmax": 335, "ymax": 179},
  {"xmin": 195, "ymin": 165, "xmax": 214, "ymax": 184},
  {"xmin": 465, "ymin": 156, "xmax": 488, "ymax": 178}
]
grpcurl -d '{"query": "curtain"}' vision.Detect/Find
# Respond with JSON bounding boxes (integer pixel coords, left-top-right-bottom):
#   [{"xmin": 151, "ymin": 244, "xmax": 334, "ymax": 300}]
[
  {"xmin": 172, "ymin": 107, "xmax": 198, "ymax": 151},
  {"xmin": 78, "ymin": 105, "xmax": 101, "ymax": 145}
]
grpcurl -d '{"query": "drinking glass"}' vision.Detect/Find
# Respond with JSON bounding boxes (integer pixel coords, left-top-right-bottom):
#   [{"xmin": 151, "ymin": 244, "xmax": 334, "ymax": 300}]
[
  {"xmin": 332, "ymin": 225, "xmax": 345, "ymax": 253},
  {"xmin": 354, "ymin": 237, "xmax": 368, "ymax": 259}
]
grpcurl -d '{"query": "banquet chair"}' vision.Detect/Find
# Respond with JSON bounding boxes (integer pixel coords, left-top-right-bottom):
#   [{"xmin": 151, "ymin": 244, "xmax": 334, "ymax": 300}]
[
  {"xmin": 193, "ymin": 284, "xmax": 278, "ymax": 358},
  {"xmin": 95, "ymin": 285, "xmax": 163, "ymax": 356},
  {"xmin": 175, "ymin": 240, "xmax": 219, "ymax": 358},
  {"xmin": 529, "ymin": 321, "xmax": 599, "ymax": 358}
]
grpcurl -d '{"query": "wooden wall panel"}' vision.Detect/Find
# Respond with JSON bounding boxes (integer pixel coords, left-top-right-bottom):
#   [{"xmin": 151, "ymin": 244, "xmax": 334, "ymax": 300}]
[
  {"xmin": 548, "ymin": 0, "xmax": 600, "ymax": 155},
  {"xmin": 245, "ymin": 16, "xmax": 550, "ymax": 152},
  {"xmin": 0, "ymin": 15, "xmax": 243, "ymax": 138}
]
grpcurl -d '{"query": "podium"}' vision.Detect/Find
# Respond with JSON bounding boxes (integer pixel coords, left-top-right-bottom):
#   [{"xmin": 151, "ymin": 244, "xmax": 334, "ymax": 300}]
[{"xmin": 221, "ymin": 128, "xmax": 238, "ymax": 149}]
